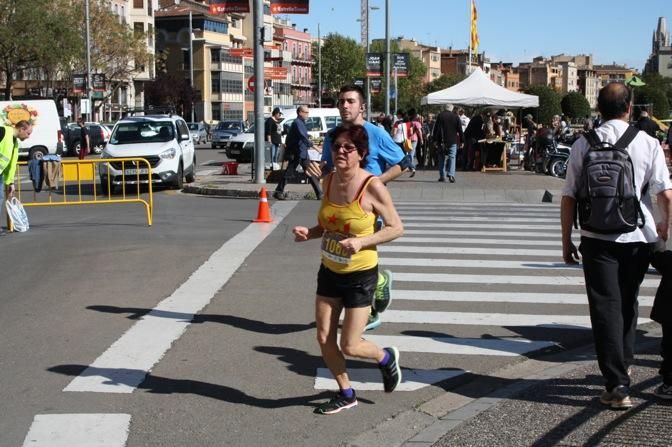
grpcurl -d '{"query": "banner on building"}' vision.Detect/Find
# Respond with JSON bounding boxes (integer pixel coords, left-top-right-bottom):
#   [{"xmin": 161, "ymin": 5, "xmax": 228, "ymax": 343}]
[
  {"xmin": 270, "ymin": 0, "xmax": 309, "ymax": 14},
  {"xmin": 229, "ymin": 48, "xmax": 253, "ymax": 58},
  {"xmin": 366, "ymin": 53, "xmax": 383, "ymax": 77},
  {"xmin": 92, "ymin": 74, "xmax": 106, "ymax": 92},
  {"xmin": 264, "ymin": 66, "xmax": 288, "ymax": 80},
  {"xmin": 392, "ymin": 53, "xmax": 410, "ymax": 78},
  {"xmin": 370, "ymin": 79, "xmax": 382, "ymax": 94},
  {"xmin": 72, "ymin": 74, "xmax": 86, "ymax": 94},
  {"xmin": 209, "ymin": 0, "xmax": 250, "ymax": 14}
]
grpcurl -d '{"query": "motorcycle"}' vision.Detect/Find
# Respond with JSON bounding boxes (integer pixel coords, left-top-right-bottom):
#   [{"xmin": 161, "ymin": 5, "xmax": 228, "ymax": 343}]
[{"xmin": 530, "ymin": 128, "xmax": 573, "ymax": 178}]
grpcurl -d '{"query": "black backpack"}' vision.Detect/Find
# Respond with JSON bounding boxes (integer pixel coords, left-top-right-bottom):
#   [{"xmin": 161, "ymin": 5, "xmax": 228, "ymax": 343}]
[{"xmin": 575, "ymin": 125, "xmax": 646, "ymax": 234}]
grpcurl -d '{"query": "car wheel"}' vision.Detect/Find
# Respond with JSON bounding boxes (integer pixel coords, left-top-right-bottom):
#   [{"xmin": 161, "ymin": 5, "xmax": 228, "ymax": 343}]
[
  {"xmin": 30, "ymin": 147, "xmax": 47, "ymax": 160},
  {"xmin": 92, "ymin": 144, "xmax": 104, "ymax": 155},
  {"xmin": 73, "ymin": 141, "xmax": 81, "ymax": 157},
  {"xmin": 172, "ymin": 161, "xmax": 184, "ymax": 189},
  {"xmin": 185, "ymin": 155, "xmax": 196, "ymax": 183}
]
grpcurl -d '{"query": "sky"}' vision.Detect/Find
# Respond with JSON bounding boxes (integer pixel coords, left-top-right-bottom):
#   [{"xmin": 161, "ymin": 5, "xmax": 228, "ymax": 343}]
[{"xmin": 286, "ymin": 0, "xmax": 671, "ymax": 71}]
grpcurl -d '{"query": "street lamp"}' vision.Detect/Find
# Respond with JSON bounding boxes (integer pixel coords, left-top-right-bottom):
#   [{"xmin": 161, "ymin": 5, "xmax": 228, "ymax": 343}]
[
  {"xmin": 384, "ymin": 0, "xmax": 390, "ymax": 116},
  {"xmin": 358, "ymin": 2, "xmax": 379, "ymax": 120}
]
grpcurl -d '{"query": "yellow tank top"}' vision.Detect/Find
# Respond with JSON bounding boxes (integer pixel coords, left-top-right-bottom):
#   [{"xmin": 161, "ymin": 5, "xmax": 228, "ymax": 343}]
[{"xmin": 318, "ymin": 174, "xmax": 378, "ymax": 273}]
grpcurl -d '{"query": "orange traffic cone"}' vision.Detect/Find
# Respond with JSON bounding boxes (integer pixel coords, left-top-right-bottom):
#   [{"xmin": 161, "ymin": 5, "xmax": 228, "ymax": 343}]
[{"xmin": 253, "ymin": 187, "xmax": 273, "ymax": 223}]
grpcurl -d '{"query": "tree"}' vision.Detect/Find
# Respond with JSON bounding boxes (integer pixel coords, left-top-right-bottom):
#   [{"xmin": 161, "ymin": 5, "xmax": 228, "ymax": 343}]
[
  {"xmin": 634, "ymin": 85, "xmax": 670, "ymax": 119},
  {"xmin": 522, "ymin": 85, "xmax": 562, "ymax": 125},
  {"xmin": 561, "ymin": 91, "xmax": 591, "ymax": 120},
  {"xmin": 0, "ymin": 0, "xmax": 80, "ymax": 99},
  {"xmin": 424, "ymin": 74, "xmax": 465, "ymax": 95},
  {"xmin": 311, "ymin": 33, "xmax": 365, "ymax": 100},
  {"xmin": 146, "ymin": 52, "xmax": 196, "ymax": 117}
]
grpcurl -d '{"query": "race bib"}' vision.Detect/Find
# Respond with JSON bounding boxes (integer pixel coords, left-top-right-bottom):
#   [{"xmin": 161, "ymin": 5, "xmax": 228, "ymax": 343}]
[{"xmin": 321, "ymin": 231, "xmax": 352, "ymax": 265}]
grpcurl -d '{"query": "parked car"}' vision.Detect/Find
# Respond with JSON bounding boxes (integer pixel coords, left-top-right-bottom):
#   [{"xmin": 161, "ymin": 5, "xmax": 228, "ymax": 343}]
[
  {"xmin": 188, "ymin": 122, "xmax": 207, "ymax": 144},
  {"xmin": 211, "ymin": 120, "xmax": 247, "ymax": 149},
  {"xmin": 63, "ymin": 121, "xmax": 109, "ymax": 156},
  {"xmin": 0, "ymin": 99, "xmax": 62, "ymax": 159},
  {"xmin": 222, "ymin": 108, "xmax": 340, "ymax": 164},
  {"xmin": 99, "ymin": 114, "xmax": 196, "ymax": 193}
]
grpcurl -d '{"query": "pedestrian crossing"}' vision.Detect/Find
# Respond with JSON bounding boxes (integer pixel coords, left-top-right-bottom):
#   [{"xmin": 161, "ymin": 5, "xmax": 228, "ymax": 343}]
[{"xmin": 314, "ymin": 201, "xmax": 658, "ymax": 391}]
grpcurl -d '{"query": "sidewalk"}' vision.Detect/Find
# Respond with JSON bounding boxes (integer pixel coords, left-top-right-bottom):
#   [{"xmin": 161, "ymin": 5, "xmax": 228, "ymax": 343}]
[{"xmin": 183, "ymin": 162, "xmax": 566, "ymax": 203}]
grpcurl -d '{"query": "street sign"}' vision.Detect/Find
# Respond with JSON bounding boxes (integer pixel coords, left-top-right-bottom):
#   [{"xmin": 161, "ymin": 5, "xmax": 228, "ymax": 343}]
[
  {"xmin": 371, "ymin": 79, "xmax": 382, "ymax": 94},
  {"xmin": 366, "ymin": 53, "xmax": 383, "ymax": 77},
  {"xmin": 72, "ymin": 74, "xmax": 86, "ymax": 94},
  {"xmin": 92, "ymin": 73, "xmax": 105, "ymax": 92},
  {"xmin": 247, "ymin": 76, "xmax": 255, "ymax": 92},
  {"xmin": 393, "ymin": 53, "xmax": 410, "ymax": 78},
  {"xmin": 230, "ymin": 48, "xmax": 253, "ymax": 58},
  {"xmin": 264, "ymin": 66, "xmax": 288, "ymax": 80}
]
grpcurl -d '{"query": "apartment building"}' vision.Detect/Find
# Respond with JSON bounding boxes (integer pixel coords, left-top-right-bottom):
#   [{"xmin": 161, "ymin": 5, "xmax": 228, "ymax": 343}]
[
  {"xmin": 273, "ymin": 18, "xmax": 312, "ymax": 106},
  {"xmin": 392, "ymin": 38, "xmax": 441, "ymax": 84}
]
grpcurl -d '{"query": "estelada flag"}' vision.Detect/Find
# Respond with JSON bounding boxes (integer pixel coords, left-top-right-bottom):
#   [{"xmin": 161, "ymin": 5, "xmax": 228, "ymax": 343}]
[
  {"xmin": 470, "ymin": 0, "xmax": 479, "ymax": 54},
  {"xmin": 210, "ymin": 0, "xmax": 250, "ymax": 14},
  {"xmin": 270, "ymin": 0, "xmax": 309, "ymax": 14}
]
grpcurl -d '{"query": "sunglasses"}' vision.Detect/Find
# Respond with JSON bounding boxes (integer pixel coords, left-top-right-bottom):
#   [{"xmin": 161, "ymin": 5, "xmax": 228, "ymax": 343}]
[{"xmin": 331, "ymin": 143, "xmax": 358, "ymax": 153}]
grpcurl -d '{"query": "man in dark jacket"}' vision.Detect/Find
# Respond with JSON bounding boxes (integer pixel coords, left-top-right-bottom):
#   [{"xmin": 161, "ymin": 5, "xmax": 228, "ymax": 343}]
[
  {"xmin": 462, "ymin": 110, "xmax": 485, "ymax": 172},
  {"xmin": 636, "ymin": 111, "xmax": 660, "ymax": 139},
  {"xmin": 432, "ymin": 104, "xmax": 463, "ymax": 183},
  {"xmin": 651, "ymin": 249, "xmax": 672, "ymax": 399},
  {"xmin": 274, "ymin": 106, "xmax": 322, "ymax": 200}
]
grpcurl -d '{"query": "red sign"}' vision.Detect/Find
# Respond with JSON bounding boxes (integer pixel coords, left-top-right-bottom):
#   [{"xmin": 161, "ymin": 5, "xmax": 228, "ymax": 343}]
[
  {"xmin": 229, "ymin": 48, "xmax": 253, "ymax": 58},
  {"xmin": 247, "ymin": 76, "xmax": 255, "ymax": 93},
  {"xmin": 264, "ymin": 67, "xmax": 288, "ymax": 80},
  {"xmin": 270, "ymin": 0, "xmax": 309, "ymax": 14},
  {"xmin": 210, "ymin": 0, "xmax": 250, "ymax": 14}
]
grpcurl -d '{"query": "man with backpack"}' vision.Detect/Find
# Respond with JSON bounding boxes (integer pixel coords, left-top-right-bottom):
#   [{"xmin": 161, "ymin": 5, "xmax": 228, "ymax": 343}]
[{"xmin": 560, "ymin": 82, "xmax": 672, "ymax": 409}]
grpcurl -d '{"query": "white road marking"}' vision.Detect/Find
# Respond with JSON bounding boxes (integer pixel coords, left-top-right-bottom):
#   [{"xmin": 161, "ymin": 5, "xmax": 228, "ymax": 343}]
[
  {"xmin": 392, "ymin": 272, "xmax": 660, "ymax": 288},
  {"xmin": 398, "ymin": 210, "xmax": 559, "ymax": 218},
  {"xmin": 394, "ymin": 202, "xmax": 559, "ymax": 208},
  {"xmin": 379, "ymin": 245, "xmax": 560, "ymax": 256},
  {"xmin": 22, "ymin": 414, "xmax": 131, "ymax": 447},
  {"xmin": 64, "ymin": 201, "xmax": 298, "ymax": 393},
  {"xmin": 361, "ymin": 334, "xmax": 557, "ymax": 355},
  {"xmin": 403, "ymin": 223, "xmax": 560, "ymax": 230},
  {"xmin": 196, "ymin": 169, "xmax": 220, "ymax": 176},
  {"xmin": 402, "ymin": 229, "xmax": 568, "ymax": 238},
  {"xmin": 391, "ymin": 290, "xmax": 655, "ymax": 307},
  {"xmin": 400, "ymin": 216, "xmax": 558, "ymax": 223},
  {"xmin": 314, "ymin": 368, "xmax": 466, "ymax": 391},
  {"xmin": 380, "ymin": 310, "xmax": 651, "ymax": 329},
  {"xmin": 379, "ymin": 257, "xmax": 583, "ymax": 270},
  {"xmin": 394, "ymin": 236, "xmax": 562, "ymax": 247}
]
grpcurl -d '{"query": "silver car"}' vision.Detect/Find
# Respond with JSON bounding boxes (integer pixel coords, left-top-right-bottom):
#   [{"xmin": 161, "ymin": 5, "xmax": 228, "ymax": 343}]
[{"xmin": 188, "ymin": 122, "xmax": 208, "ymax": 145}]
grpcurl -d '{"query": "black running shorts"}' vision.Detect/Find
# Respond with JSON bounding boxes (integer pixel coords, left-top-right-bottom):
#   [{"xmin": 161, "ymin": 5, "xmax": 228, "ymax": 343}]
[{"xmin": 316, "ymin": 264, "xmax": 378, "ymax": 308}]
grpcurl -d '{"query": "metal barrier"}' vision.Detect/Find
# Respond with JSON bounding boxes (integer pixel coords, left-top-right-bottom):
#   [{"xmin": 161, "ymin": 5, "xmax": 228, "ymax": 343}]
[{"xmin": 8, "ymin": 158, "xmax": 154, "ymax": 230}]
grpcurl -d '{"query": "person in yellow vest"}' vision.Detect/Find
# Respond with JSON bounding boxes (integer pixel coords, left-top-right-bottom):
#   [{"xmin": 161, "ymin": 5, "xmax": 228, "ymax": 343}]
[
  {"xmin": 292, "ymin": 123, "xmax": 404, "ymax": 415},
  {"xmin": 1, "ymin": 120, "xmax": 33, "ymax": 204}
]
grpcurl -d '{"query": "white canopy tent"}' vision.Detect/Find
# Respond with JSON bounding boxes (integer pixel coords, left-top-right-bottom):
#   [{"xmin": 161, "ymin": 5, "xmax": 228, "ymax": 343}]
[{"xmin": 421, "ymin": 68, "xmax": 539, "ymax": 108}]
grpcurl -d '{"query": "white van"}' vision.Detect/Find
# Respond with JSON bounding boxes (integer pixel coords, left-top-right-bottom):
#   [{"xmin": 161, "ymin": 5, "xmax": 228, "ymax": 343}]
[
  {"xmin": 0, "ymin": 99, "xmax": 61, "ymax": 159},
  {"xmin": 222, "ymin": 107, "xmax": 341, "ymax": 165}
]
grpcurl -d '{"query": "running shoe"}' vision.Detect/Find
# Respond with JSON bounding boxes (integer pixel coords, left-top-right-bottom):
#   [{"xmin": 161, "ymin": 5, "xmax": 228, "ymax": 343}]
[
  {"xmin": 379, "ymin": 347, "xmax": 401, "ymax": 392},
  {"xmin": 655, "ymin": 383, "xmax": 672, "ymax": 400},
  {"xmin": 373, "ymin": 270, "xmax": 393, "ymax": 313},
  {"xmin": 600, "ymin": 385, "xmax": 632, "ymax": 409},
  {"xmin": 365, "ymin": 311, "xmax": 381, "ymax": 331},
  {"xmin": 314, "ymin": 391, "xmax": 358, "ymax": 415}
]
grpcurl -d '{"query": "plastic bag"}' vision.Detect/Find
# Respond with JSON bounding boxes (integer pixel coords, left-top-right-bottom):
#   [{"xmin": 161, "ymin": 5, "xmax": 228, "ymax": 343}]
[{"xmin": 5, "ymin": 197, "xmax": 29, "ymax": 232}]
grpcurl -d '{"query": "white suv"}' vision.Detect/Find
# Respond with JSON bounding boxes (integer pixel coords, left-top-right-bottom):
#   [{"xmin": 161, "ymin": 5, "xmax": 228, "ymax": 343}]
[{"xmin": 100, "ymin": 115, "xmax": 196, "ymax": 193}]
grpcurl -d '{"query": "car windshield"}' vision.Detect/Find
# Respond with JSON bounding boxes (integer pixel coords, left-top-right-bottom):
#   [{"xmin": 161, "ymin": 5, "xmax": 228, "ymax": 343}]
[
  {"xmin": 217, "ymin": 121, "xmax": 242, "ymax": 130},
  {"xmin": 245, "ymin": 123, "xmax": 255, "ymax": 133},
  {"xmin": 110, "ymin": 121, "xmax": 175, "ymax": 144}
]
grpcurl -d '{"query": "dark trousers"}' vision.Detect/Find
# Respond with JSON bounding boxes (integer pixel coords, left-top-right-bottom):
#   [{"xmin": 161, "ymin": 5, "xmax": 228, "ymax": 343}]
[
  {"xmin": 661, "ymin": 323, "xmax": 672, "ymax": 385},
  {"xmin": 275, "ymin": 157, "xmax": 321, "ymax": 197},
  {"xmin": 579, "ymin": 237, "xmax": 652, "ymax": 391}
]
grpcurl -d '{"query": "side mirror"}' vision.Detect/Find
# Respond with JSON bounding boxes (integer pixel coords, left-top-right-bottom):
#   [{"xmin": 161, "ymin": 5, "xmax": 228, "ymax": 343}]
[{"xmin": 181, "ymin": 134, "xmax": 190, "ymax": 141}]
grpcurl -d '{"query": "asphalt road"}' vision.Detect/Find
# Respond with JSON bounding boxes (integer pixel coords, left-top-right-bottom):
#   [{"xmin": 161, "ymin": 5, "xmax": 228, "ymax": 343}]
[{"xmin": 1, "ymin": 153, "xmax": 661, "ymax": 446}]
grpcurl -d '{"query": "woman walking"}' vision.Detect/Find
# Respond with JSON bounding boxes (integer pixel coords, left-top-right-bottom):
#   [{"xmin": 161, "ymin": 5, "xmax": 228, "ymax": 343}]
[{"xmin": 292, "ymin": 124, "xmax": 404, "ymax": 415}]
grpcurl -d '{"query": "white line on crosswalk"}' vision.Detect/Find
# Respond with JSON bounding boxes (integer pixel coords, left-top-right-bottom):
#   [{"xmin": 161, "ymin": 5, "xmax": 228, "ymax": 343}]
[
  {"xmin": 380, "ymin": 257, "xmax": 581, "ymax": 270},
  {"xmin": 394, "ymin": 202, "xmax": 559, "ymax": 208},
  {"xmin": 394, "ymin": 236, "xmax": 561, "ymax": 247},
  {"xmin": 22, "ymin": 414, "xmax": 131, "ymax": 447},
  {"xmin": 401, "ymin": 216, "xmax": 558, "ymax": 223},
  {"xmin": 380, "ymin": 310, "xmax": 651, "ymax": 329},
  {"xmin": 403, "ymin": 223, "xmax": 560, "ymax": 230},
  {"xmin": 401, "ymin": 229, "xmax": 573, "ymax": 239},
  {"xmin": 379, "ymin": 245, "xmax": 560, "ymax": 256},
  {"xmin": 314, "ymin": 368, "xmax": 466, "ymax": 391},
  {"xmin": 64, "ymin": 202, "xmax": 298, "ymax": 393},
  {"xmin": 361, "ymin": 334, "xmax": 558, "ymax": 355},
  {"xmin": 392, "ymin": 271, "xmax": 660, "ymax": 288},
  {"xmin": 399, "ymin": 210, "xmax": 559, "ymax": 218},
  {"xmin": 391, "ymin": 290, "xmax": 655, "ymax": 306}
]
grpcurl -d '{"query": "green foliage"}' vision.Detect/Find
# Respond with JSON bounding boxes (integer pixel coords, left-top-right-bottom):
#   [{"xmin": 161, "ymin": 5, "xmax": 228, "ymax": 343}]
[
  {"xmin": 635, "ymin": 85, "xmax": 670, "ymax": 119},
  {"xmin": 561, "ymin": 92, "xmax": 591, "ymax": 120},
  {"xmin": 311, "ymin": 33, "xmax": 365, "ymax": 99},
  {"xmin": 424, "ymin": 74, "xmax": 466, "ymax": 94},
  {"xmin": 522, "ymin": 85, "xmax": 562, "ymax": 125}
]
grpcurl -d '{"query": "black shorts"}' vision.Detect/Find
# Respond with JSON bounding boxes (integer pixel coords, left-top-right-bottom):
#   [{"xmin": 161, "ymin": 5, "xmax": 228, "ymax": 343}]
[{"xmin": 316, "ymin": 264, "xmax": 378, "ymax": 309}]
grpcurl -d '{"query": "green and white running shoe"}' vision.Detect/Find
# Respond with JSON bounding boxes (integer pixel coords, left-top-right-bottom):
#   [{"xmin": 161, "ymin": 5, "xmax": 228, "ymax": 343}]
[
  {"xmin": 373, "ymin": 270, "xmax": 393, "ymax": 313},
  {"xmin": 365, "ymin": 310, "xmax": 381, "ymax": 331}
]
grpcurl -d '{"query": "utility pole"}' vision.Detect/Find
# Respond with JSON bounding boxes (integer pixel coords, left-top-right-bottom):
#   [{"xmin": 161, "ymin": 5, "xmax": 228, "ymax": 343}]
[
  {"xmin": 189, "ymin": 10, "xmax": 195, "ymax": 122},
  {"xmin": 361, "ymin": 0, "xmax": 370, "ymax": 120},
  {"xmin": 253, "ymin": 0, "xmax": 265, "ymax": 184},
  {"xmin": 85, "ymin": 0, "xmax": 92, "ymax": 121},
  {"xmin": 384, "ymin": 0, "xmax": 390, "ymax": 116},
  {"xmin": 318, "ymin": 23, "xmax": 322, "ymax": 108}
]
